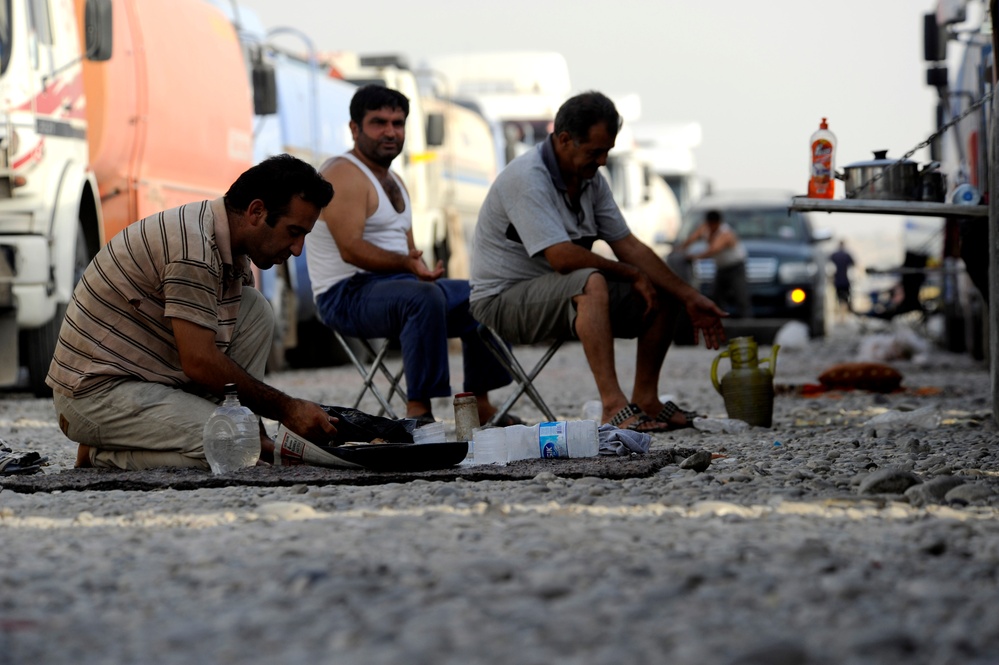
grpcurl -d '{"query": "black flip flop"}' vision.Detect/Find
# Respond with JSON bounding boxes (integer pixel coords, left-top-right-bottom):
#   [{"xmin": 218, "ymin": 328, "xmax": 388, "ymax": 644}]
[{"xmin": 608, "ymin": 403, "xmax": 672, "ymax": 433}]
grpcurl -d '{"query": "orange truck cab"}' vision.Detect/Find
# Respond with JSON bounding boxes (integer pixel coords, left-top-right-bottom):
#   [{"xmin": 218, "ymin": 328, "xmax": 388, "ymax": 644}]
[{"xmin": 0, "ymin": 0, "xmax": 253, "ymax": 395}]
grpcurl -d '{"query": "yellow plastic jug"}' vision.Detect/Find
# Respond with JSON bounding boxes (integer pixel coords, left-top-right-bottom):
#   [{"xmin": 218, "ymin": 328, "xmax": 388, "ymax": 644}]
[{"xmin": 710, "ymin": 336, "xmax": 780, "ymax": 428}]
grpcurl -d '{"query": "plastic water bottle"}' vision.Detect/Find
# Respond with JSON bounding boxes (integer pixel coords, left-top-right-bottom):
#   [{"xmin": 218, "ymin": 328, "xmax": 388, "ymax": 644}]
[
  {"xmin": 506, "ymin": 420, "xmax": 599, "ymax": 461},
  {"xmin": 203, "ymin": 383, "xmax": 259, "ymax": 474},
  {"xmin": 472, "ymin": 427, "xmax": 507, "ymax": 465}
]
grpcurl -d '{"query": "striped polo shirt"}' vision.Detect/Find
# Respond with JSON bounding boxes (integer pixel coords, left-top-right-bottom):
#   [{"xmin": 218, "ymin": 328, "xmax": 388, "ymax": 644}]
[{"xmin": 46, "ymin": 197, "xmax": 253, "ymax": 398}]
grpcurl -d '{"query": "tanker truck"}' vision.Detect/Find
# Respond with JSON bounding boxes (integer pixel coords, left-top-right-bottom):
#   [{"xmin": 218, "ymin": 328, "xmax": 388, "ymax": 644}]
[{"xmin": 1, "ymin": 0, "xmax": 255, "ymax": 396}]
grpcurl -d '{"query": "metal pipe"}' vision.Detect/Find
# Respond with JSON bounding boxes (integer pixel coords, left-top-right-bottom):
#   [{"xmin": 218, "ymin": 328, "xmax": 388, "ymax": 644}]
[{"xmin": 266, "ymin": 27, "xmax": 320, "ymax": 167}]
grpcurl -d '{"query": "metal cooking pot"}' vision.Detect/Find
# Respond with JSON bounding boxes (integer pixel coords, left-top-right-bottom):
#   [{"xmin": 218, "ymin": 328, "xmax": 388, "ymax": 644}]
[
  {"xmin": 919, "ymin": 163, "xmax": 947, "ymax": 203},
  {"xmin": 839, "ymin": 150, "xmax": 926, "ymax": 201}
]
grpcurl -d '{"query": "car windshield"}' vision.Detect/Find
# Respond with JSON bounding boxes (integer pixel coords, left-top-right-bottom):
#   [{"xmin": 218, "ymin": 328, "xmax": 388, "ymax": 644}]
[{"xmin": 679, "ymin": 207, "xmax": 807, "ymax": 243}]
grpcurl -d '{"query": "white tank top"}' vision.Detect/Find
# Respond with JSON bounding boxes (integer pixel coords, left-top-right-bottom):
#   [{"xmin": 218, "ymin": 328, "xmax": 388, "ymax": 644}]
[{"xmin": 306, "ymin": 152, "xmax": 412, "ymax": 300}]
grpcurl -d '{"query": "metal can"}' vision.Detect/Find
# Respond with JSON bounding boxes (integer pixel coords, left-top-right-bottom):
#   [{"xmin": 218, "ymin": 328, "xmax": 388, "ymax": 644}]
[{"xmin": 453, "ymin": 392, "xmax": 478, "ymax": 442}]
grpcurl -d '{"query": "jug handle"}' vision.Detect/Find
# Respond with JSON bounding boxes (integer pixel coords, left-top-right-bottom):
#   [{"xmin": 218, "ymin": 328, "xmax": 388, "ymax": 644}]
[
  {"xmin": 758, "ymin": 344, "xmax": 781, "ymax": 374},
  {"xmin": 710, "ymin": 349, "xmax": 731, "ymax": 394}
]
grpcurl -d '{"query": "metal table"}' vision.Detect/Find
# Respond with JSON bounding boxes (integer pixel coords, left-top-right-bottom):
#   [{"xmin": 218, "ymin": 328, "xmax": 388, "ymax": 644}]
[{"xmin": 789, "ymin": 197, "xmax": 988, "ymax": 218}]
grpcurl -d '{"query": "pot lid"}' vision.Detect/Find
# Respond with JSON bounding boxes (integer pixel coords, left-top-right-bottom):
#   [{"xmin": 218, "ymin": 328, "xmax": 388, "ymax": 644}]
[{"xmin": 844, "ymin": 150, "xmax": 918, "ymax": 169}]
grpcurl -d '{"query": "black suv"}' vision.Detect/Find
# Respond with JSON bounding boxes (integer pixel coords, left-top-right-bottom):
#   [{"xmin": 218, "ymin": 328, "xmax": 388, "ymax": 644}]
[{"xmin": 666, "ymin": 191, "xmax": 832, "ymax": 338}]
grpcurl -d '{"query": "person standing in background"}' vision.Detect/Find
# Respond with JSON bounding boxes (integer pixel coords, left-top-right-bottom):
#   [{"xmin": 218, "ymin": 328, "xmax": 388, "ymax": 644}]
[{"xmin": 829, "ymin": 240, "xmax": 856, "ymax": 320}]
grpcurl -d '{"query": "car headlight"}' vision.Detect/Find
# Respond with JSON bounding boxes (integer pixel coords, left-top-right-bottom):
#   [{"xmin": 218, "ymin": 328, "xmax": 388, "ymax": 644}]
[{"xmin": 778, "ymin": 261, "xmax": 817, "ymax": 284}]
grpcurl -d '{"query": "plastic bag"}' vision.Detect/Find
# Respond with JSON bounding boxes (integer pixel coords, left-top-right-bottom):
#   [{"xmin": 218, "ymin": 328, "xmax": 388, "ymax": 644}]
[{"xmin": 321, "ymin": 405, "xmax": 416, "ymax": 444}]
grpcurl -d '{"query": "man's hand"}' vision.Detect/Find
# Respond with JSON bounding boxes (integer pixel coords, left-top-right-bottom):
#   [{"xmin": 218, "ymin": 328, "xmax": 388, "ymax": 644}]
[
  {"xmin": 407, "ymin": 248, "xmax": 445, "ymax": 281},
  {"xmin": 686, "ymin": 293, "xmax": 729, "ymax": 350},
  {"xmin": 283, "ymin": 399, "xmax": 339, "ymax": 445},
  {"xmin": 630, "ymin": 270, "xmax": 659, "ymax": 318}
]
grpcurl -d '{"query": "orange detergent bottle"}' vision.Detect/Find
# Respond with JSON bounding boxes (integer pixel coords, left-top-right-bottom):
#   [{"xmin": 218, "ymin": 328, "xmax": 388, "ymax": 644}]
[{"xmin": 808, "ymin": 118, "xmax": 836, "ymax": 198}]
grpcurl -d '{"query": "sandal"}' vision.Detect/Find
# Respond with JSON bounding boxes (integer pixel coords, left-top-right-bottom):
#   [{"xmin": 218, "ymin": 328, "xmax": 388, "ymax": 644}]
[
  {"xmin": 411, "ymin": 413, "xmax": 437, "ymax": 427},
  {"xmin": 656, "ymin": 401, "xmax": 702, "ymax": 430},
  {"xmin": 492, "ymin": 413, "xmax": 523, "ymax": 427},
  {"xmin": 0, "ymin": 442, "xmax": 47, "ymax": 475},
  {"xmin": 608, "ymin": 403, "xmax": 672, "ymax": 433}
]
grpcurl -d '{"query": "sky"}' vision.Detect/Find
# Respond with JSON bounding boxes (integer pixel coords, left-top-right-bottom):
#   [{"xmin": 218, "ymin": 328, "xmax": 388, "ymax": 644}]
[{"xmin": 236, "ymin": 0, "xmax": 973, "ymax": 269}]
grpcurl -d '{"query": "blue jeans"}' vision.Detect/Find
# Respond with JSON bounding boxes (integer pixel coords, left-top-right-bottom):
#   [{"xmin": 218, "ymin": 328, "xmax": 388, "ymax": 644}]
[{"xmin": 316, "ymin": 273, "xmax": 511, "ymax": 401}]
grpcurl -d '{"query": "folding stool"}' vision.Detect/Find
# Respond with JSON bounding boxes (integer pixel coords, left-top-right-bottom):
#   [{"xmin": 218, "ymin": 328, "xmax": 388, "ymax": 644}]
[
  {"xmin": 476, "ymin": 324, "xmax": 565, "ymax": 425},
  {"xmin": 332, "ymin": 329, "xmax": 406, "ymax": 419}
]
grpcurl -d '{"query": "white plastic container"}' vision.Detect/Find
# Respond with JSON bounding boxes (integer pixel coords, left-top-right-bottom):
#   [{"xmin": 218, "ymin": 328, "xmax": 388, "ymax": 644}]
[
  {"xmin": 506, "ymin": 420, "xmax": 599, "ymax": 461},
  {"xmin": 412, "ymin": 421, "xmax": 446, "ymax": 444},
  {"xmin": 203, "ymin": 383, "xmax": 259, "ymax": 474}
]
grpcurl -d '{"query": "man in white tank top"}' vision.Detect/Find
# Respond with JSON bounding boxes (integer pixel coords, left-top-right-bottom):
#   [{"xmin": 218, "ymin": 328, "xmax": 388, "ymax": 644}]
[
  {"xmin": 680, "ymin": 209, "xmax": 751, "ymax": 318},
  {"xmin": 306, "ymin": 85, "xmax": 512, "ymax": 426}
]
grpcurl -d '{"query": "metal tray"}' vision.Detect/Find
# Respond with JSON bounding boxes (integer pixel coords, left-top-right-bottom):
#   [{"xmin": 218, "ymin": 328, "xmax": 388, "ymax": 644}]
[{"xmin": 320, "ymin": 441, "xmax": 469, "ymax": 472}]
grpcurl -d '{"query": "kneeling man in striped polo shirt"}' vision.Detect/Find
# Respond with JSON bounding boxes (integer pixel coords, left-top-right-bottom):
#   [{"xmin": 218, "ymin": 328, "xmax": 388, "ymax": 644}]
[{"xmin": 46, "ymin": 154, "xmax": 338, "ymax": 471}]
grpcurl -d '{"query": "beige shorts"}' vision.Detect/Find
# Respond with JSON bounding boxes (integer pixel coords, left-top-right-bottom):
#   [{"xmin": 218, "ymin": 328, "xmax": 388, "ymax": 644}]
[{"xmin": 470, "ymin": 269, "xmax": 648, "ymax": 345}]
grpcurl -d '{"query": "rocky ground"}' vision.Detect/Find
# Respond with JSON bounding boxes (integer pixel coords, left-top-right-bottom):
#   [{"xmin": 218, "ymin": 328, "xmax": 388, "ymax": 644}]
[{"xmin": 1, "ymin": 319, "xmax": 997, "ymax": 665}]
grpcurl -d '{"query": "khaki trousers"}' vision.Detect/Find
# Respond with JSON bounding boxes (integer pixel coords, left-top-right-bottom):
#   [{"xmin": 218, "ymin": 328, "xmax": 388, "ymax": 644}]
[{"xmin": 53, "ymin": 287, "xmax": 274, "ymax": 471}]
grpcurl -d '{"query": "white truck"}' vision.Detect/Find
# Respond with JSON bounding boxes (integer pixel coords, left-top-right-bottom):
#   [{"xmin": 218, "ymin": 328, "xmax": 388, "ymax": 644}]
[
  {"xmin": 923, "ymin": 0, "xmax": 989, "ymax": 358},
  {"xmin": 630, "ymin": 120, "xmax": 706, "ymax": 214},
  {"xmin": 0, "ymin": 0, "xmax": 109, "ymax": 395},
  {"xmin": 426, "ymin": 51, "xmax": 681, "ymax": 259}
]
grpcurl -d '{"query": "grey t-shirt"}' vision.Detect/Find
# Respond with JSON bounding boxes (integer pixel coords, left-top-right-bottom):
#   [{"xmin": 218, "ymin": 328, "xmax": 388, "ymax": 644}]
[{"xmin": 470, "ymin": 137, "xmax": 632, "ymax": 302}]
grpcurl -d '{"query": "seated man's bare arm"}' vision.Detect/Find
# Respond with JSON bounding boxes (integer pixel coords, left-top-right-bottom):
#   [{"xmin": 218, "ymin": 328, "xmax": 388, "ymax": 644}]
[{"xmin": 320, "ymin": 159, "xmax": 438, "ymax": 277}]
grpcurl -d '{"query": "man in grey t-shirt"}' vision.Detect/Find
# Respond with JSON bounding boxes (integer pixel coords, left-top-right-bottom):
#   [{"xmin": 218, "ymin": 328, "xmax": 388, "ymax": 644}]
[{"xmin": 470, "ymin": 92, "xmax": 727, "ymax": 432}]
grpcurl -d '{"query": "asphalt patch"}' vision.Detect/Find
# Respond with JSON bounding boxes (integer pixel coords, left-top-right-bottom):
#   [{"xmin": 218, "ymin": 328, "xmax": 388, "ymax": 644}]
[{"xmin": 0, "ymin": 448, "xmax": 700, "ymax": 494}]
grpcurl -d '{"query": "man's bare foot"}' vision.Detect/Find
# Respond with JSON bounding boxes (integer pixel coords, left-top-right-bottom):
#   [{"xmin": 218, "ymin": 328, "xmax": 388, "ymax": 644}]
[{"xmin": 75, "ymin": 444, "xmax": 93, "ymax": 468}]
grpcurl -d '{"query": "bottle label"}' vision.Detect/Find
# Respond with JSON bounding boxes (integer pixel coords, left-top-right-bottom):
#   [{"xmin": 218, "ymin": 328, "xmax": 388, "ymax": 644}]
[
  {"xmin": 810, "ymin": 138, "xmax": 833, "ymax": 194},
  {"xmin": 537, "ymin": 421, "xmax": 568, "ymax": 458}
]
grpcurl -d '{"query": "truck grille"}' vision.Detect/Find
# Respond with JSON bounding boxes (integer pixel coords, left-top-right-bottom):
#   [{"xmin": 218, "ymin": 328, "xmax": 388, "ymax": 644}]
[{"xmin": 694, "ymin": 257, "xmax": 778, "ymax": 284}]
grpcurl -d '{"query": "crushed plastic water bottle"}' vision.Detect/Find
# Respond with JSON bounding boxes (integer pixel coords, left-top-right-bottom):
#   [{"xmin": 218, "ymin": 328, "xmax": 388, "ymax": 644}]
[
  {"xmin": 863, "ymin": 406, "xmax": 940, "ymax": 431},
  {"xmin": 581, "ymin": 400, "xmax": 602, "ymax": 422},
  {"xmin": 692, "ymin": 417, "xmax": 750, "ymax": 434}
]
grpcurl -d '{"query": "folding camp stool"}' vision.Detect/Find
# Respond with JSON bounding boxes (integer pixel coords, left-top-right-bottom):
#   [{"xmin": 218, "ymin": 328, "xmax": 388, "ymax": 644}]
[
  {"xmin": 476, "ymin": 324, "xmax": 564, "ymax": 425},
  {"xmin": 332, "ymin": 329, "xmax": 407, "ymax": 419}
]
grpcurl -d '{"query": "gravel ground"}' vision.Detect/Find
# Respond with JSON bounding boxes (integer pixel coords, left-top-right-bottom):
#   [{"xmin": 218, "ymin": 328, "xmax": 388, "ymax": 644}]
[{"xmin": 1, "ymin": 320, "xmax": 997, "ymax": 665}]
